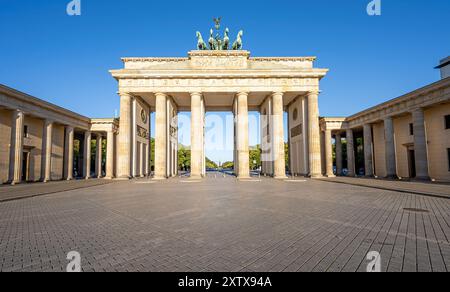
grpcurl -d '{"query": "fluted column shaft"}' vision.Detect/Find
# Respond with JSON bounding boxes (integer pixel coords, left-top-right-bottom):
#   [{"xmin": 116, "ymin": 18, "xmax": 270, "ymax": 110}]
[
  {"xmin": 117, "ymin": 93, "xmax": 133, "ymax": 179},
  {"xmin": 325, "ymin": 130, "xmax": 334, "ymax": 177},
  {"xmin": 272, "ymin": 92, "xmax": 287, "ymax": 179},
  {"xmin": 41, "ymin": 120, "xmax": 53, "ymax": 183},
  {"xmin": 83, "ymin": 131, "xmax": 91, "ymax": 179},
  {"xmin": 412, "ymin": 108, "xmax": 430, "ymax": 180},
  {"xmin": 105, "ymin": 130, "xmax": 115, "ymax": 179},
  {"xmin": 363, "ymin": 124, "xmax": 374, "ymax": 177},
  {"xmin": 190, "ymin": 92, "xmax": 204, "ymax": 179},
  {"xmin": 155, "ymin": 92, "xmax": 168, "ymax": 179},
  {"xmin": 64, "ymin": 126, "xmax": 74, "ymax": 180},
  {"xmin": 335, "ymin": 133, "xmax": 343, "ymax": 176},
  {"xmin": 95, "ymin": 134, "xmax": 103, "ymax": 178},
  {"xmin": 346, "ymin": 129, "xmax": 356, "ymax": 177},
  {"xmin": 237, "ymin": 92, "xmax": 250, "ymax": 178},
  {"xmin": 9, "ymin": 110, "xmax": 24, "ymax": 185},
  {"xmin": 384, "ymin": 117, "xmax": 397, "ymax": 178},
  {"xmin": 139, "ymin": 142, "xmax": 145, "ymax": 177},
  {"xmin": 307, "ymin": 91, "xmax": 322, "ymax": 177}
]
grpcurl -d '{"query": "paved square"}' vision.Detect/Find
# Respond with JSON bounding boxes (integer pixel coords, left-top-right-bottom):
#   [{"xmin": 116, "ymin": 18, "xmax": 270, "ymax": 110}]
[{"xmin": 0, "ymin": 176, "xmax": 449, "ymax": 272}]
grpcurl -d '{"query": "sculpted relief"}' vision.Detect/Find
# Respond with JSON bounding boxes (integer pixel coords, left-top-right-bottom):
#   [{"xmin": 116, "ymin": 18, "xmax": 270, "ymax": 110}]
[{"xmin": 119, "ymin": 78, "xmax": 319, "ymax": 92}]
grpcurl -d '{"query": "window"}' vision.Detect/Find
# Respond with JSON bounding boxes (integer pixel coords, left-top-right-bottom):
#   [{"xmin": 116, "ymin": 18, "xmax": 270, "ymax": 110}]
[
  {"xmin": 409, "ymin": 123, "xmax": 414, "ymax": 136},
  {"xmin": 23, "ymin": 125, "xmax": 29, "ymax": 138},
  {"xmin": 445, "ymin": 115, "xmax": 450, "ymax": 130},
  {"xmin": 448, "ymin": 148, "xmax": 450, "ymax": 172}
]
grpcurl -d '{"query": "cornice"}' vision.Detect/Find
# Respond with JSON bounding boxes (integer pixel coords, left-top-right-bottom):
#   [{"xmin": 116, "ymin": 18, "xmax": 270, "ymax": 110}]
[{"xmin": 250, "ymin": 57, "xmax": 316, "ymax": 62}]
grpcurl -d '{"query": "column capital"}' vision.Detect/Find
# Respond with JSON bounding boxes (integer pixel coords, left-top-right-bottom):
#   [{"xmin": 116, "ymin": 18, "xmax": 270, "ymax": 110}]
[
  {"xmin": 155, "ymin": 92, "xmax": 168, "ymax": 97},
  {"xmin": 13, "ymin": 109, "xmax": 24, "ymax": 115},
  {"xmin": 44, "ymin": 119, "xmax": 54, "ymax": 125},
  {"xmin": 271, "ymin": 91, "xmax": 284, "ymax": 97},
  {"xmin": 307, "ymin": 90, "xmax": 321, "ymax": 96},
  {"xmin": 118, "ymin": 91, "xmax": 133, "ymax": 98},
  {"xmin": 411, "ymin": 107, "xmax": 425, "ymax": 114},
  {"xmin": 236, "ymin": 92, "xmax": 249, "ymax": 98},
  {"xmin": 189, "ymin": 92, "xmax": 202, "ymax": 97},
  {"xmin": 65, "ymin": 125, "xmax": 74, "ymax": 130}
]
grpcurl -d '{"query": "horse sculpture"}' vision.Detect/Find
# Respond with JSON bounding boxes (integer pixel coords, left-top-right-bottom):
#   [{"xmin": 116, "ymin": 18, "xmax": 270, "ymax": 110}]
[
  {"xmin": 208, "ymin": 29, "xmax": 217, "ymax": 50},
  {"xmin": 196, "ymin": 32, "xmax": 207, "ymax": 50},
  {"xmin": 232, "ymin": 30, "xmax": 244, "ymax": 50},
  {"xmin": 222, "ymin": 28, "xmax": 230, "ymax": 50}
]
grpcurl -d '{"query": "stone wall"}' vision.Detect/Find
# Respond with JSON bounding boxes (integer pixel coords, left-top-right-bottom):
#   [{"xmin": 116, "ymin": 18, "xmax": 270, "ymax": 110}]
[
  {"xmin": 0, "ymin": 109, "xmax": 12, "ymax": 183},
  {"xmin": 425, "ymin": 103, "xmax": 450, "ymax": 181}
]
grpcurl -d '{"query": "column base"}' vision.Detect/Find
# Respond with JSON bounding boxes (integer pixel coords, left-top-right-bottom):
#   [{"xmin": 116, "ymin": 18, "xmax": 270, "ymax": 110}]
[
  {"xmin": 189, "ymin": 175, "xmax": 203, "ymax": 180},
  {"xmin": 325, "ymin": 174, "xmax": 336, "ymax": 178},
  {"xmin": 116, "ymin": 176, "xmax": 131, "ymax": 181},
  {"xmin": 274, "ymin": 176, "xmax": 288, "ymax": 180},
  {"xmin": 152, "ymin": 176, "xmax": 167, "ymax": 180},
  {"xmin": 310, "ymin": 174, "xmax": 324, "ymax": 179},
  {"xmin": 104, "ymin": 176, "xmax": 114, "ymax": 180}
]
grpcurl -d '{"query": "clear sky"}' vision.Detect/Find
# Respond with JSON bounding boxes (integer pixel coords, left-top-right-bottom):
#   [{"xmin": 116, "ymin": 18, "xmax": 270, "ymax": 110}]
[{"xmin": 1, "ymin": 0, "xmax": 449, "ymax": 163}]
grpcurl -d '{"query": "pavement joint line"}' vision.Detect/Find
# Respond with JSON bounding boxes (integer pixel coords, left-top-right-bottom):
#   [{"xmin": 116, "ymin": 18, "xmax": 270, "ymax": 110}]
[{"xmin": 317, "ymin": 179, "xmax": 450, "ymax": 200}]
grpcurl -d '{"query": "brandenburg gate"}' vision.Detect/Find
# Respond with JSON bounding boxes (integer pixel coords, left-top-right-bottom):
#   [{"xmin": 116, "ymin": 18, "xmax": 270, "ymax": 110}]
[{"xmin": 110, "ymin": 22, "xmax": 328, "ymax": 180}]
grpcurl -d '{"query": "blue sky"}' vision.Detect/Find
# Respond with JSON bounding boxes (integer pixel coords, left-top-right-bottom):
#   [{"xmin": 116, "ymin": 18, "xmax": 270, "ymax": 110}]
[{"xmin": 0, "ymin": 0, "xmax": 449, "ymax": 163}]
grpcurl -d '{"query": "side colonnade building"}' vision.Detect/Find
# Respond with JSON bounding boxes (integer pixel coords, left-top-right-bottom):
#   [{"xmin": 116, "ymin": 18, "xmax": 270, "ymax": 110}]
[
  {"xmin": 319, "ymin": 59, "xmax": 450, "ymax": 182},
  {"xmin": 0, "ymin": 85, "xmax": 124, "ymax": 184}
]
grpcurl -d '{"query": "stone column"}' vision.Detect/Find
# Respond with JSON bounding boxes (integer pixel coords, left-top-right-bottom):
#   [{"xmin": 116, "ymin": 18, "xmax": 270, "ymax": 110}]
[
  {"xmin": 83, "ymin": 131, "xmax": 91, "ymax": 179},
  {"xmin": 335, "ymin": 133, "xmax": 343, "ymax": 176},
  {"xmin": 95, "ymin": 134, "xmax": 103, "ymax": 178},
  {"xmin": 412, "ymin": 108, "xmax": 430, "ymax": 180},
  {"xmin": 237, "ymin": 92, "xmax": 250, "ymax": 178},
  {"xmin": 324, "ymin": 129, "xmax": 334, "ymax": 177},
  {"xmin": 9, "ymin": 110, "xmax": 24, "ymax": 185},
  {"xmin": 41, "ymin": 120, "xmax": 53, "ymax": 183},
  {"xmin": 139, "ymin": 142, "xmax": 145, "ymax": 178},
  {"xmin": 144, "ymin": 143, "xmax": 149, "ymax": 177},
  {"xmin": 105, "ymin": 130, "xmax": 115, "ymax": 179},
  {"xmin": 384, "ymin": 117, "xmax": 397, "ymax": 178},
  {"xmin": 64, "ymin": 126, "xmax": 74, "ymax": 180},
  {"xmin": 363, "ymin": 124, "xmax": 374, "ymax": 177},
  {"xmin": 346, "ymin": 129, "xmax": 356, "ymax": 177},
  {"xmin": 155, "ymin": 92, "xmax": 168, "ymax": 179},
  {"xmin": 307, "ymin": 91, "xmax": 322, "ymax": 178},
  {"xmin": 131, "ymin": 98, "xmax": 137, "ymax": 178},
  {"xmin": 272, "ymin": 92, "xmax": 287, "ymax": 179},
  {"xmin": 117, "ymin": 93, "xmax": 133, "ymax": 179},
  {"xmin": 190, "ymin": 92, "xmax": 203, "ymax": 179}
]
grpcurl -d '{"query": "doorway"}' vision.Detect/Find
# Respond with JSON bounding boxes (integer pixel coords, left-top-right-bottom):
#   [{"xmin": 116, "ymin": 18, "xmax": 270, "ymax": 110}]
[
  {"xmin": 408, "ymin": 148, "xmax": 416, "ymax": 179},
  {"xmin": 22, "ymin": 151, "xmax": 30, "ymax": 182}
]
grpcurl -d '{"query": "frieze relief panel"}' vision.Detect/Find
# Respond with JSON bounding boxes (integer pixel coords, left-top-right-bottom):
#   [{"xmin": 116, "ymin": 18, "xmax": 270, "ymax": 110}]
[
  {"xmin": 119, "ymin": 78, "xmax": 319, "ymax": 92},
  {"xmin": 190, "ymin": 56, "xmax": 248, "ymax": 69},
  {"xmin": 137, "ymin": 125, "xmax": 149, "ymax": 139}
]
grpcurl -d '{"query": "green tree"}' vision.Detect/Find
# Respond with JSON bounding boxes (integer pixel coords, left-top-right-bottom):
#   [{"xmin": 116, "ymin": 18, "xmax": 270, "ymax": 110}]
[
  {"xmin": 178, "ymin": 144, "xmax": 191, "ymax": 171},
  {"xmin": 249, "ymin": 145, "xmax": 261, "ymax": 170},
  {"xmin": 206, "ymin": 158, "xmax": 218, "ymax": 169},
  {"xmin": 221, "ymin": 161, "xmax": 234, "ymax": 169}
]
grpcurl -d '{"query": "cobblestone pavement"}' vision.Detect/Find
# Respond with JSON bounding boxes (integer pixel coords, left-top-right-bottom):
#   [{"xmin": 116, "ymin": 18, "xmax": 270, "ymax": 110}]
[
  {"xmin": 0, "ymin": 175, "xmax": 449, "ymax": 272},
  {"xmin": 0, "ymin": 179, "xmax": 115, "ymax": 202},
  {"xmin": 319, "ymin": 177, "xmax": 450, "ymax": 199}
]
